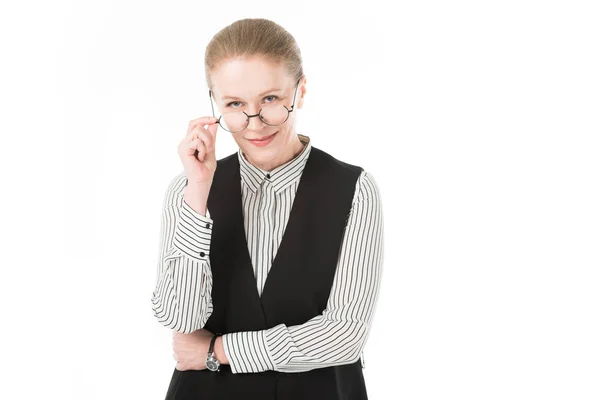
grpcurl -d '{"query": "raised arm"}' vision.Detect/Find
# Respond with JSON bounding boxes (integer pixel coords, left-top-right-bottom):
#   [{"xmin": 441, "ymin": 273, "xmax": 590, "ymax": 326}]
[{"xmin": 151, "ymin": 174, "xmax": 215, "ymax": 334}]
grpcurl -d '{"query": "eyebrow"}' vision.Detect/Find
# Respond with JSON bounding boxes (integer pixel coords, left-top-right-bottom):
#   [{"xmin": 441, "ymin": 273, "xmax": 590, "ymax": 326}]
[{"xmin": 221, "ymin": 88, "xmax": 284, "ymax": 102}]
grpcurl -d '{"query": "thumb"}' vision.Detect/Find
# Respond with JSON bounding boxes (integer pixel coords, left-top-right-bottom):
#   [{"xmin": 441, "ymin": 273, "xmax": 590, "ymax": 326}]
[
  {"xmin": 204, "ymin": 141, "xmax": 217, "ymax": 167},
  {"xmin": 208, "ymin": 119, "xmax": 219, "ymax": 139},
  {"xmin": 204, "ymin": 150, "xmax": 217, "ymax": 173}
]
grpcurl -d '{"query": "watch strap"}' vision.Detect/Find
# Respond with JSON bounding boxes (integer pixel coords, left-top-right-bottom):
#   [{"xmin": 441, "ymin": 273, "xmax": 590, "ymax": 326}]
[{"xmin": 208, "ymin": 334, "xmax": 218, "ymax": 355}]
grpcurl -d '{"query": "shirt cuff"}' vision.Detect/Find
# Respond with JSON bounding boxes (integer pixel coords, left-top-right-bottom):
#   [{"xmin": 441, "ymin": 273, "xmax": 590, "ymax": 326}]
[
  {"xmin": 221, "ymin": 330, "xmax": 276, "ymax": 374},
  {"xmin": 171, "ymin": 198, "xmax": 213, "ymax": 261}
]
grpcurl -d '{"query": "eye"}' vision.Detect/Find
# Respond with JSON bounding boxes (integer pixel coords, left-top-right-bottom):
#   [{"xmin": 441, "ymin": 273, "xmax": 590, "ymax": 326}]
[
  {"xmin": 225, "ymin": 95, "xmax": 279, "ymax": 108},
  {"xmin": 226, "ymin": 101, "xmax": 242, "ymax": 108}
]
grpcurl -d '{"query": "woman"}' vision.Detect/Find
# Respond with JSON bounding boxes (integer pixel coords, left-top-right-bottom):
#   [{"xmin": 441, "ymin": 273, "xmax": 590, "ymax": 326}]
[{"xmin": 151, "ymin": 18, "xmax": 384, "ymax": 400}]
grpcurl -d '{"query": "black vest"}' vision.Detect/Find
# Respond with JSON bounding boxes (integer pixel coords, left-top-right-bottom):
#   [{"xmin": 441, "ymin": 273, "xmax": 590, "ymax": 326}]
[{"xmin": 164, "ymin": 146, "xmax": 368, "ymax": 400}]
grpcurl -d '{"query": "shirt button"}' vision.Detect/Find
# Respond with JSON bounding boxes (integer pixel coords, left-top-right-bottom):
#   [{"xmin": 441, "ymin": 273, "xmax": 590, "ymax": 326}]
[
  {"xmin": 266, "ymin": 173, "xmax": 271, "ymax": 179},
  {"xmin": 199, "ymin": 252, "xmax": 206, "ymax": 257},
  {"xmin": 205, "ymin": 223, "xmax": 211, "ymax": 229}
]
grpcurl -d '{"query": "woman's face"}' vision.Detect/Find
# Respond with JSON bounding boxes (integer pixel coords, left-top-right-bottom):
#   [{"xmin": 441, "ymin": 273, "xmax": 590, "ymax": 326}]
[{"xmin": 210, "ymin": 56, "xmax": 306, "ymax": 171}]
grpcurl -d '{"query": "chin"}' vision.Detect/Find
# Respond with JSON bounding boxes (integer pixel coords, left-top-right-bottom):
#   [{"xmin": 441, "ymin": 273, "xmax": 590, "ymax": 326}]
[{"xmin": 245, "ymin": 147, "xmax": 277, "ymax": 160}]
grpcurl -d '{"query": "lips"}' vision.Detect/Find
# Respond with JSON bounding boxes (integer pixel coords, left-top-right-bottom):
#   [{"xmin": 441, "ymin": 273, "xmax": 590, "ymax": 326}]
[
  {"xmin": 247, "ymin": 131, "xmax": 278, "ymax": 147},
  {"xmin": 248, "ymin": 132, "xmax": 277, "ymax": 142}
]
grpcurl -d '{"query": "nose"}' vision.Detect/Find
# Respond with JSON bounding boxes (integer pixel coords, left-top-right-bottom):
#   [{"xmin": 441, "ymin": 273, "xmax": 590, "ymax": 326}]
[{"xmin": 245, "ymin": 109, "xmax": 266, "ymax": 131}]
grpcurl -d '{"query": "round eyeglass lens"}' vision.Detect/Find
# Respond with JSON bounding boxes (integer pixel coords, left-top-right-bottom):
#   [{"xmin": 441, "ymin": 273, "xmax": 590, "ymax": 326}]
[
  {"xmin": 260, "ymin": 104, "xmax": 290, "ymax": 126},
  {"xmin": 220, "ymin": 111, "xmax": 248, "ymax": 133}
]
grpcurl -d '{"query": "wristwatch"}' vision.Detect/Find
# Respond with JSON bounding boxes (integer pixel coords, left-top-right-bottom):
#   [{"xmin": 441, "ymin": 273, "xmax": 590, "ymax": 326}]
[{"xmin": 206, "ymin": 334, "xmax": 221, "ymax": 372}]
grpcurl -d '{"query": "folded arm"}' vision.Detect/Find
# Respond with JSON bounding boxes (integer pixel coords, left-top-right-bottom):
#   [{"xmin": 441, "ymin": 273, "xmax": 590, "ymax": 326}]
[{"xmin": 222, "ymin": 171, "xmax": 384, "ymax": 373}]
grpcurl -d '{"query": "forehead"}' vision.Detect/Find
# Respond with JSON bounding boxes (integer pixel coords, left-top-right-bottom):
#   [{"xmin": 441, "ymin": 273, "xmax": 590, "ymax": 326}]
[{"xmin": 211, "ymin": 56, "xmax": 292, "ymax": 100}]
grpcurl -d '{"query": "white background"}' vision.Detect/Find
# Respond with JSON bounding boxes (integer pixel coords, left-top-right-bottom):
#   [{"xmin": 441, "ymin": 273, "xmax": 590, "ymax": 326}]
[{"xmin": 1, "ymin": 0, "xmax": 599, "ymax": 399}]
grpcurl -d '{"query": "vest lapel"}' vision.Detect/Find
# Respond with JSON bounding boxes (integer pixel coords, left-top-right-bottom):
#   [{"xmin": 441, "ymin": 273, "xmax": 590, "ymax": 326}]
[{"xmin": 207, "ymin": 155, "xmax": 269, "ymax": 329}]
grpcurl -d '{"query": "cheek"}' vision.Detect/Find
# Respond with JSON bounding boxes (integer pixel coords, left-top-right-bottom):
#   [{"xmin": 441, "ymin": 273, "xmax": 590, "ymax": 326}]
[{"xmin": 278, "ymin": 125, "xmax": 293, "ymax": 139}]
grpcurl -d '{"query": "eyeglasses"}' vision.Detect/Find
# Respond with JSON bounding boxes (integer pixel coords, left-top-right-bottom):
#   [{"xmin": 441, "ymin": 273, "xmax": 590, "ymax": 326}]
[{"xmin": 208, "ymin": 77, "xmax": 302, "ymax": 133}]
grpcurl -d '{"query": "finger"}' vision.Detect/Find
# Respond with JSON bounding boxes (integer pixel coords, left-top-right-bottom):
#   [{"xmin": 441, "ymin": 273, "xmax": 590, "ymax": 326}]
[
  {"xmin": 182, "ymin": 134, "xmax": 202, "ymax": 156},
  {"xmin": 193, "ymin": 138, "xmax": 207, "ymax": 161},
  {"xmin": 189, "ymin": 137, "xmax": 203, "ymax": 159},
  {"xmin": 206, "ymin": 119, "xmax": 219, "ymax": 141},
  {"xmin": 194, "ymin": 127, "xmax": 214, "ymax": 153},
  {"xmin": 188, "ymin": 116, "xmax": 219, "ymax": 130},
  {"xmin": 186, "ymin": 122, "xmax": 215, "ymax": 147},
  {"xmin": 187, "ymin": 117, "xmax": 219, "ymax": 139}
]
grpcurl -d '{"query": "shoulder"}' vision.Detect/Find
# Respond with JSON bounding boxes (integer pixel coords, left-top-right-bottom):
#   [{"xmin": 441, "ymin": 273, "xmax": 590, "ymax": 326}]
[
  {"xmin": 353, "ymin": 170, "xmax": 382, "ymax": 205},
  {"xmin": 310, "ymin": 146, "xmax": 380, "ymax": 203},
  {"xmin": 310, "ymin": 146, "xmax": 363, "ymax": 175}
]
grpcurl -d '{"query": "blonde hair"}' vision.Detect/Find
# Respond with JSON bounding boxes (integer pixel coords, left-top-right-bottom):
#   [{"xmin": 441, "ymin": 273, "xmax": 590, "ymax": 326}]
[{"xmin": 204, "ymin": 18, "xmax": 304, "ymax": 90}]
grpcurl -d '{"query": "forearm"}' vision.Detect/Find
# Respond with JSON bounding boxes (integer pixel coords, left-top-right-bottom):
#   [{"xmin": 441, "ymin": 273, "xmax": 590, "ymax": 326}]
[
  {"xmin": 221, "ymin": 317, "xmax": 371, "ymax": 374},
  {"xmin": 151, "ymin": 256, "xmax": 213, "ymax": 334}
]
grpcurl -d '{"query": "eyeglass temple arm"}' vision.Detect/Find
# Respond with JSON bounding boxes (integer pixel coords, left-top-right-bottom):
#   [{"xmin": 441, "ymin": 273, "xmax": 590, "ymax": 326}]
[
  {"xmin": 289, "ymin": 76, "xmax": 303, "ymax": 112},
  {"xmin": 208, "ymin": 90, "xmax": 217, "ymax": 118}
]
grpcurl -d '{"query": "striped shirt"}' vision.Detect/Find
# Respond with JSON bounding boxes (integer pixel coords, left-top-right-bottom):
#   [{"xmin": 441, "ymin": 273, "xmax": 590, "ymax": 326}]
[{"xmin": 151, "ymin": 134, "xmax": 384, "ymax": 374}]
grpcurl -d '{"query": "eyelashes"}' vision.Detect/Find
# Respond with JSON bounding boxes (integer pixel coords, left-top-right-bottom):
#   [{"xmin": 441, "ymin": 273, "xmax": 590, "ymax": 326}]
[{"xmin": 226, "ymin": 95, "xmax": 279, "ymax": 108}]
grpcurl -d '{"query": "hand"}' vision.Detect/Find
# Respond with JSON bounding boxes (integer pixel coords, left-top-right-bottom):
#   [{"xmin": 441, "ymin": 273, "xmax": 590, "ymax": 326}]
[
  {"xmin": 178, "ymin": 116, "xmax": 219, "ymax": 189},
  {"xmin": 172, "ymin": 328, "xmax": 215, "ymax": 371}
]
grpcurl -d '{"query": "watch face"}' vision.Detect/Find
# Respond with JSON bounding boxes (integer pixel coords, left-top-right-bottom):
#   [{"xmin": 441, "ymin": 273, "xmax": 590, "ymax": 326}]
[{"xmin": 206, "ymin": 359, "xmax": 219, "ymax": 371}]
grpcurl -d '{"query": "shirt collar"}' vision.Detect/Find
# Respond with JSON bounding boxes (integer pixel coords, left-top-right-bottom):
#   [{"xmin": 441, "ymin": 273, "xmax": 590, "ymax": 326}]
[{"xmin": 238, "ymin": 134, "xmax": 312, "ymax": 194}]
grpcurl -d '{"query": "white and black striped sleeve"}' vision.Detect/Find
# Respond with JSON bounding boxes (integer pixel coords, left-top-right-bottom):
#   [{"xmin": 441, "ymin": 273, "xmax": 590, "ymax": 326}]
[
  {"xmin": 221, "ymin": 170, "xmax": 384, "ymax": 373},
  {"xmin": 151, "ymin": 175, "xmax": 214, "ymax": 334}
]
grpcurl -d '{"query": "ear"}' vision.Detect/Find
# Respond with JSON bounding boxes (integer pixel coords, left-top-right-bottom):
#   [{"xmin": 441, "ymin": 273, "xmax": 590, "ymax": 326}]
[{"xmin": 296, "ymin": 76, "xmax": 307, "ymax": 109}]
